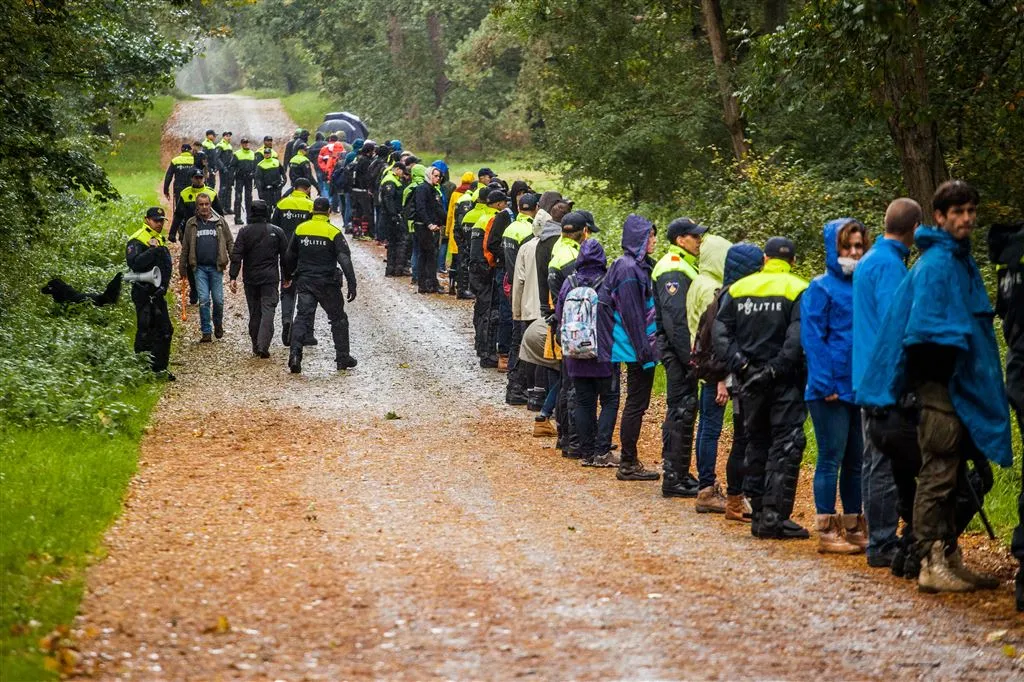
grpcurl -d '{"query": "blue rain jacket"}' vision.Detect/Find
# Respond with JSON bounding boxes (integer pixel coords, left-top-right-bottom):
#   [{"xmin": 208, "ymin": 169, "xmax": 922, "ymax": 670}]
[{"xmin": 851, "ymin": 236, "xmax": 910, "ymax": 395}]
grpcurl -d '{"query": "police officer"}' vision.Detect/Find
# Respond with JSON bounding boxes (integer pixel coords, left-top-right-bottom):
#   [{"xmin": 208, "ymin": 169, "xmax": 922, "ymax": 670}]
[
  {"xmin": 379, "ymin": 160, "xmax": 408, "ymax": 276},
  {"xmin": 216, "ymin": 131, "xmax": 234, "ymax": 212},
  {"xmin": 470, "ymin": 189, "xmax": 507, "ymax": 367},
  {"xmin": 284, "ymin": 197, "xmax": 358, "ymax": 373},
  {"xmin": 126, "ymin": 207, "xmax": 174, "ymax": 379},
  {"xmin": 255, "ymin": 150, "xmax": 285, "ymax": 207},
  {"xmin": 288, "ymin": 143, "xmax": 316, "ymax": 189},
  {"xmin": 163, "ymin": 144, "xmax": 195, "ymax": 203},
  {"xmin": 260, "ymin": 135, "xmax": 278, "ymax": 160},
  {"xmin": 411, "ymin": 164, "xmax": 447, "ymax": 293},
  {"xmin": 653, "ymin": 218, "xmax": 705, "ymax": 500},
  {"xmin": 232, "ymin": 137, "xmax": 257, "ymax": 225},
  {"xmin": 713, "ymin": 236, "xmax": 810, "ymax": 540},
  {"xmin": 273, "ymin": 178, "xmax": 315, "ymax": 345}
]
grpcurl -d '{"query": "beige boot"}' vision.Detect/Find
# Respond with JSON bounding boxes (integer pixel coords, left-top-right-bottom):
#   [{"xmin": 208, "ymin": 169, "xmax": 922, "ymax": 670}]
[
  {"xmin": 817, "ymin": 514, "xmax": 862, "ymax": 554},
  {"xmin": 842, "ymin": 513, "xmax": 869, "ymax": 550},
  {"xmin": 725, "ymin": 495, "xmax": 752, "ymax": 523},
  {"xmin": 947, "ymin": 546, "xmax": 1000, "ymax": 590},
  {"xmin": 695, "ymin": 484, "xmax": 728, "ymax": 513},
  {"xmin": 532, "ymin": 416, "xmax": 557, "ymax": 437},
  {"xmin": 918, "ymin": 541, "xmax": 975, "ymax": 593}
]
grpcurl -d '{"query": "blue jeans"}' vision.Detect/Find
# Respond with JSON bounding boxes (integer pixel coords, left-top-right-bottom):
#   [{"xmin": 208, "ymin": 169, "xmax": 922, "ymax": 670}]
[
  {"xmin": 410, "ymin": 236, "xmax": 421, "ymax": 280},
  {"xmin": 861, "ymin": 409, "xmax": 901, "ymax": 560},
  {"xmin": 696, "ymin": 382, "xmax": 726, "ymax": 489},
  {"xmin": 808, "ymin": 400, "xmax": 863, "ymax": 515},
  {"xmin": 437, "ymin": 241, "xmax": 448, "ymax": 272},
  {"xmin": 193, "ymin": 265, "xmax": 224, "ymax": 335},
  {"xmin": 342, "ymin": 192, "xmax": 352, "ymax": 225}
]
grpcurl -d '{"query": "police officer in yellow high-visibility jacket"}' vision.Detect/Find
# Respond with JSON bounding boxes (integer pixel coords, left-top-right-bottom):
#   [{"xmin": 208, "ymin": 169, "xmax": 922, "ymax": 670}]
[
  {"xmin": 163, "ymin": 144, "xmax": 195, "ymax": 202},
  {"xmin": 216, "ymin": 131, "xmax": 235, "ymax": 212},
  {"xmin": 284, "ymin": 198, "xmax": 358, "ymax": 373},
  {"xmin": 272, "ymin": 180, "xmax": 314, "ymax": 346},
  {"xmin": 126, "ymin": 207, "xmax": 174, "ymax": 378}
]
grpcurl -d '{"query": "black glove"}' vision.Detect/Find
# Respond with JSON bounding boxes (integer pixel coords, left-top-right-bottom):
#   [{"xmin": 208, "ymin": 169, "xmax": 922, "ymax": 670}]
[
  {"xmin": 740, "ymin": 365, "xmax": 775, "ymax": 394},
  {"xmin": 730, "ymin": 352, "xmax": 750, "ymax": 375},
  {"xmin": 346, "ymin": 286, "xmax": 357, "ymax": 303}
]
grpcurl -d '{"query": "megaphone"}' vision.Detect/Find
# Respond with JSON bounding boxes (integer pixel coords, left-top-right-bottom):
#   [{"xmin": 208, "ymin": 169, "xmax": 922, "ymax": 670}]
[{"xmin": 124, "ymin": 266, "xmax": 162, "ymax": 289}]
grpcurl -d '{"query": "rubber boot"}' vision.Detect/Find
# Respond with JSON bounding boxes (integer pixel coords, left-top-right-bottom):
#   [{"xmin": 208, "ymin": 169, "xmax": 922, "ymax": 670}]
[
  {"xmin": 817, "ymin": 514, "xmax": 862, "ymax": 554},
  {"xmin": 918, "ymin": 541, "xmax": 974, "ymax": 594}
]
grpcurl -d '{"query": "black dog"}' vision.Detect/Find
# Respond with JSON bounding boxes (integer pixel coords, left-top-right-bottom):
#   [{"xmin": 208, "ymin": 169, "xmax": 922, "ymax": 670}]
[{"xmin": 40, "ymin": 272, "xmax": 122, "ymax": 307}]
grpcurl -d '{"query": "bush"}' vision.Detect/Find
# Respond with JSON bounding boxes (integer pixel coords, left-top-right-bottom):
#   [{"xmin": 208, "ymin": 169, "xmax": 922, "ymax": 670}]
[{"xmin": 0, "ymin": 196, "xmax": 156, "ymax": 433}]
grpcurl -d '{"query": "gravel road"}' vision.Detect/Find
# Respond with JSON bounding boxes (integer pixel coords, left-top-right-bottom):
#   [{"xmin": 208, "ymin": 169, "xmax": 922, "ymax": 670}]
[{"xmin": 72, "ymin": 96, "xmax": 1024, "ymax": 681}]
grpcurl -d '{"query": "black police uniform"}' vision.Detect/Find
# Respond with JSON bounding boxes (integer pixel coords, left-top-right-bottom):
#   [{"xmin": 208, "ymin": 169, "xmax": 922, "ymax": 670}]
[
  {"xmin": 233, "ymin": 146, "xmax": 258, "ymax": 223},
  {"xmin": 284, "ymin": 214, "xmax": 357, "ymax": 371},
  {"xmin": 126, "ymin": 220, "xmax": 173, "ymax": 373}
]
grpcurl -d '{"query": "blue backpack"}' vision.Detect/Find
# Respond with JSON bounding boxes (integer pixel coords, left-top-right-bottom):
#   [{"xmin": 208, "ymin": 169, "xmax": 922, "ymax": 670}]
[{"xmin": 560, "ymin": 273, "xmax": 602, "ymax": 360}]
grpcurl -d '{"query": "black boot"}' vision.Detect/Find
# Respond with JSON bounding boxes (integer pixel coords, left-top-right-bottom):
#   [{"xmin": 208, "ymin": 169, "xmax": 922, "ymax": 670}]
[
  {"xmin": 1016, "ymin": 567, "xmax": 1024, "ymax": 612},
  {"xmin": 526, "ymin": 387, "xmax": 545, "ymax": 412},
  {"xmin": 282, "ymin": 322, "xmax": 291, "ymax": 347},
  {"xmin": 660, "ymin": 406, "xmax": 698, "ymax": 498},
  {"xmin": 505, "ymin": 387, "xmax": 528, "ymax": 405}
]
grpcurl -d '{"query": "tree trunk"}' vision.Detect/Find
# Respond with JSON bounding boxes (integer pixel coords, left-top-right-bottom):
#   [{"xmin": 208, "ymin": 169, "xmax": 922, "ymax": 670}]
[
  {"xmin": 425, "ymin": 11, "xmax": 451, "ymax": 109},
  {"xmin": 701, "ymin": 0, "xmax": 749, "ymax": 163},
  {"xmin": 883, "ymin": 7, "xmax": 947, "ymax": 215},
  {"xmin": 387, "ymin": 15, "xmax": 403, "ymax": 65},
  {"xmin": 763, "ymin": 0, "xmax": 787, "ymax": 33}
]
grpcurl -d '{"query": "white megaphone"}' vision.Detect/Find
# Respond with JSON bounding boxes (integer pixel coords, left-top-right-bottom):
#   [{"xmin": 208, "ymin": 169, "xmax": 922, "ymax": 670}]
[{"xmin": 124, "ymin": 266, "xmax": 162, "ymax": 289}]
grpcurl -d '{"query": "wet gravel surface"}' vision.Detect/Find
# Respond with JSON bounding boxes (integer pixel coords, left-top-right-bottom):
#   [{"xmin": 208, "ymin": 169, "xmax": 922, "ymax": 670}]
[{"xmin": 71, "ymin": 96, "xmax": 1024, "ymax": 680}]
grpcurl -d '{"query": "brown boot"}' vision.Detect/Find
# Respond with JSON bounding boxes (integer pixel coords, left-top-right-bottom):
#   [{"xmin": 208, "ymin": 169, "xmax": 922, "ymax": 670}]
[
  {"xmin": 695, "ymin": 484, "xmax": 728, "ymax": 513},
  {"xmin": 497, "ymin": 354, "xmax": 509, "ymax": 373},
  {"xmin": 817, "ymin": 514, "xmax": 863, "ymax": 554},
  {"xmin": 725, "ymin": 495, "xmax": 752, "ymax": 523},
  {"xmin": 532, "ymin": 416, "xmax": 557, "ymax": 437},
  {"xmin": 842, "ymin": 513, "xmax": 869, "ymax": 550}
]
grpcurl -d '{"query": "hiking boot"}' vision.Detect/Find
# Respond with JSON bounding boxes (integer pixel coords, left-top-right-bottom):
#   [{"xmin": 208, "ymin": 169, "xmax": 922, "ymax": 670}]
[
  {"xmin": 725, "ymin": 495, "xmax": 752, "ymax": 523},
  {"xmin": 480, "ymin": 355, "xmax": 499, "ymax": 369},
  {"xmin": 816, "ymin": 514, "xmax": 862, "ymax": 554},
  {"xmin": 582, "ymin": 451, "xmax": 620, "ymax": 468},
  {"xmin": 947, "ymin": 547, "xmax": 999, "ymax": 590},
  {"xmin": 616, "ymin": 460, "xmax": 660, "ymax": 481},
  {"xmin": 497, "ymin": 354, "xmax": 509, "ymax": 372},
  {"xmin": 562, "ymin": 449, "xmax": 582, "ymax": 460},
  {"xmin": 288, "ymin": 358, "xmax": 301, "ymax": 374},
  {"xmin": 754, "ymin": 517, "xmax": 810, "ymax": 540},
  {"xmin": 282, "ymin": 322, "xmax": 291, "ymax": 347},
  {"xmin": 199, "ymin": 333, "xmax": 212, "ymax": 343},
  {"xmin": 695, "ymin": 484, "xmax": 728, "ymax": 514},
  {"xmin": 214, "ymin": 324, "xmax": 224, "ymax": 339},
  {"xmin": 780, "ymin": 519, "xmax": 810, "ymax": 539},
  {"xmin": 918, "ymin": 541, "xmax": 974, "ymax": 594},
  {"xmin": 337, "ymin": 355, "xmax": 358, "ymax": 370},
  {"xmin": 256, "ymin": 351, "xmax": 270, "ymax": 359},
  {"xmin": 532, "ymin": 416, "xmax": 557, "ymax": 437},
  {"xmin": 526, "ymin": 387, "xmax": 545, "ymax": 412},
  {"xmin": 505, "ymin": 388, "xmax": 528, "ymax": 406},
  {"xmin": 661, "ymin": 475, "xmax": 699, "ymax": 498},
  {"xmin": 842, "ymin": 513, "xmax": 869, "ymax": 550},
  {"xmin": 867, "ymin": 549, "xmax": 897, "ymax": 568}
]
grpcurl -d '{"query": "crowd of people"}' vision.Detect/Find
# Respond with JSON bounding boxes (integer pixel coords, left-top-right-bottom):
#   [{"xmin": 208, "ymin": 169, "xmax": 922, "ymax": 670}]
[{"xmin": 135, "ymin": 128, "xmax": 1023, "ymax": 610}]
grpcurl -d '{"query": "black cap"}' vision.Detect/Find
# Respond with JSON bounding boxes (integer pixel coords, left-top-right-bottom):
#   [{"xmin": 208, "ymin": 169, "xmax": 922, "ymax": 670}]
[
  {"xmin": 295, "ymin": 142, "xmax": 307, "ymax": 150},
  {"xmin": 190, "ymin": 168, "xmax": 204, "ymax": 178},
  {"xmin": 239, "ymin": 136, "xmax": 250, "ymax": 143},
  {"xmin": 293, "ymin": 178, "xmax": 311, "ymax": 189},
  {"xmin": 478, "ymin": 167, "xmax": 494, "ymax": 178},
  {"xmin": 666, "ymin": 217, "xmax": 708, "ymax": 244},
  {"xmin": 145, "ymin": 206, "xmax": 167, "ymax": 221},
  {"xmin": 486, "ymin": 189, "xmax": 508, "ymax": 204},
  {"xmin": 180, "ymin": 143, "xmax": 191, "ymax": 152},
  {"xmin": 519, "ymin": 192, "xmax": 540, "ymax": 211},
  {"xmin": 764, "ymin": 236, "xmax": 797, "ymax": 260},
  {"xmin": 562, "ymin": 210, "xmax": 599, "ymax": 232},
  {"xmin": 312, "ymin": 197, "xmax": 331, "ymax": 213},
  {"xmin": 263, "ymin": 135, "xmax": 274, "ymax": 142},
  {"xmin": 205, "ymin": 129, "xmax": 215, "ymax": 136},
  {"xmin": 222, "ymin": 131, "xmax": 232, "ymax": 136}
]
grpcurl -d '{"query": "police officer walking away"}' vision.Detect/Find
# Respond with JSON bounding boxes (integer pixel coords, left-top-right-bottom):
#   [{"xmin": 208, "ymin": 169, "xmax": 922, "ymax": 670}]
[
  {"xmin": 163, "ymin": 144, "xmax": 195, "ymax": 204},
  {"xmin": 273, "ymin": 178, "xmax": 315, "ymax": 346},
  {"xmin": 285, "ymin": 197, "xmax": 358, "ymax": 373},
  {"xmin": 713, "ymin": 237, "xmax": 810, "ymax": 539},
  {"xmin": 126, "ymin": 207, "xmax": 174, "ymax": 379},
  {"xmin": 229, "ymin": 200, "xmax": 288, "ymax": 358}
]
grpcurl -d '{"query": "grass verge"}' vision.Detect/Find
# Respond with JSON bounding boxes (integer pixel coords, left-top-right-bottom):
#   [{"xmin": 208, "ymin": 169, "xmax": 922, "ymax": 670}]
[{"xmin": 103, "ymin": 95, "xmax": 177, "ymax": 204}]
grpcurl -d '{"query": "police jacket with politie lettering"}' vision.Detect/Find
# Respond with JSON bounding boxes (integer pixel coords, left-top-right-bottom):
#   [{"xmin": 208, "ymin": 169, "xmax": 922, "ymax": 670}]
[
  {"xmin": 126, "ymin": 224, "xmax": 172, "ymax": 295},
  {"xmin": 272, "ymin": 190, "xmax": 314, "ymax": 239},
  {"xmin": 163, "ymin": 151, "xmax": 195, "ymax": 197},
  {"xmin": 652, "ymin": 244, "xmax": 699, "ymax": 360},
  {"xmin": 502, "ymin": 213, "xmax": 535, "ymax": 276},
  {"xmin": 284, "ymin": 214, "xmax": 356, "ymax": 292},
  {"xmin": 712, "ymin": 258, "xmax": 808, "ymax": 381}
]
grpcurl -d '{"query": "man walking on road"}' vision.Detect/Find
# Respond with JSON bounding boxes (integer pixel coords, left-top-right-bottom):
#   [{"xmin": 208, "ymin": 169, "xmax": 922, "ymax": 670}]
[
  {"xmin": 285, "ymin": 197, "xmax": 358, "ymax": 373},
  {"xmin": 229, "ymin": 199, "xmax": 288, "ymax": 358},
  {"xmin": 273, "ymin": 178, "xmax": 315, "ymax": 346},
  {"xmin": 179, "ymin": 193, "xmax": 234, "ymax": 343}
]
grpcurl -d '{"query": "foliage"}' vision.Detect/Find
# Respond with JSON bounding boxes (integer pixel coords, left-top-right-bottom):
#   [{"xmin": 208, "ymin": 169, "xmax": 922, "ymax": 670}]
[{"xmin": 103, "ymin": 95, "xmax": 179, "ymax": 204}]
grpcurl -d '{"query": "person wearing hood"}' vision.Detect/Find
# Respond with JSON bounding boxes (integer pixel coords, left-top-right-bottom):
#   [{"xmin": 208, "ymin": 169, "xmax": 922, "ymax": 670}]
[
  {"xmin": 555, "ymin": 239, "xmax": 620, "ymax": 467},
  {"xmin": 653, "ymin": 218, "xmax": 705, "ymax": 500},
  {"xmin": 411, "ymin": 164, "xmax": 447, "ymax": 294},
  {"xmin": 802, "ymin": 219, "xmax": 871, "ymax": 555},
  {"xmin": 988, "ymin": 220, "xmax": 1024, "ymax": 611},
  {"xmin": 598, "ymin": 214, "xmax": 661, "ymax": 481},
  {"xmin": 712, "ymin": 236, "xmax": 810, "ymax": 540},
  {"xmin": 692, "ymin": 243, "xmax": 764, "ymax": 521},
  {"xmin": 446, "ymin": 171, "xmax": 476, "ymax": 296},
  {"xmin": 859, "ymin": 180, "xmax": 1010, "ymax": 594},
  {"xmin": 686, "ymin": 233, "xmax": 734, "ymax": 509}
]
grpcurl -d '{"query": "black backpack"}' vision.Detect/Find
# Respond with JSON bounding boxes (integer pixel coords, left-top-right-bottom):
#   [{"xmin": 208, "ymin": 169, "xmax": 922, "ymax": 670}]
[{"xmin": 692, "ymin": 288, "xmax": 728, "ymax": 382}]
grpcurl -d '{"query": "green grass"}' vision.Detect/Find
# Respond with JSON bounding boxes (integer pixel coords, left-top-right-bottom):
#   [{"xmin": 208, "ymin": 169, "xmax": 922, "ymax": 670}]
[
  {"xmin": 102, "ymin": 95, "xmax": 177, "ymax": 204},
  {"xmin": 0, "ymin": 385, "xmax": 161, "ymax": 680}
]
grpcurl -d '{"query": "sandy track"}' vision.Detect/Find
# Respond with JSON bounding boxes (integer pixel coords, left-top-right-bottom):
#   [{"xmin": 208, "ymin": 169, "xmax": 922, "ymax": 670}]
[{"xmin": 72, "ymin": 96, "xmax": 1024, "ymax": 680}]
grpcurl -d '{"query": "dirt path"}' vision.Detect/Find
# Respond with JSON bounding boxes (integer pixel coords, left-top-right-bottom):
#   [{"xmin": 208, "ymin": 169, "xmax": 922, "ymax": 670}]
[{"xmin": 73, "ymin": 96, "xmax": 1024, "ymax": 680}]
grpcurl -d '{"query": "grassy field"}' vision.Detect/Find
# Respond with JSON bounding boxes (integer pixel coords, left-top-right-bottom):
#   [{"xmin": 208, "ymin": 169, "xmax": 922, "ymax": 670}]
[{"xmin": 1, "ymin": 99, "xmax": 175, "ymax": 679}]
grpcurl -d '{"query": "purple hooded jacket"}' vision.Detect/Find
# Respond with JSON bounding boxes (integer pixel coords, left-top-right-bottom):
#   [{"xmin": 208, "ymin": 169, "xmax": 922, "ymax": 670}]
[
  {"xmin": 555, "ymin": 239, "xmax": 613, "ymax": 378},
  {"xmin": 597, "ymin": 214, "xmax": 660, "ymax": 367}
]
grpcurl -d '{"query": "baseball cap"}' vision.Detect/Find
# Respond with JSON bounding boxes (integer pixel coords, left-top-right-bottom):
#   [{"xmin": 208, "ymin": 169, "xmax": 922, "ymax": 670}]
[
  {"xmin": 190, "ymin": 168, "xmax": 204, "ymax": 178},
  {"xmin": 666, "ymin": 217, "xmax": 708, "ymax": 244},
  {"xmin": 180, "ymin": 143, "xmax": 191, "ymax": 152},
  {"xmin": 478, "ymin": 167, "xmax": 494, "ymax": 178},
  {"xmin": 145, "ymin": 206, "xmax": 167, "ymax": 221},
  {"xmin": 312, "ymin": 197, "xmax": 331, "ymax": 213},
  {"xmin": 486, "ymin": 189, "xmax": 509, "ymax": 204},
  {"xmin": 222, "ymin": 131, "xmax": 232, "ymax": 136},
  {"xmin": 295, "ymin": 142, "xmax": 307, "ymax": 150},
  {"xmin": 519, "ymin": 192, "xmax": 540, "ymax": 211},
  {"xmin": 562, "ymin": 210, "xmax": 599, "ymax": 232},
  {"xmin": 205, "ymin": 129, "xmax": 215, "ymax": 136},
  {"xmin": 239, "ymin": 136, "xmax": 250, "ymax": 143},
  {"xmin": 263, "ymin": 135, "xmax": 274, "ymax": 142},
  {"xmin": 764, "ymin": 236, "xmax": 797, "ymax": 260}
]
